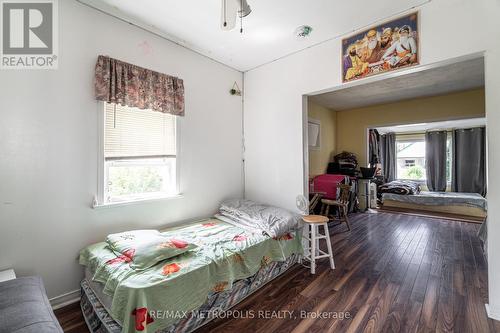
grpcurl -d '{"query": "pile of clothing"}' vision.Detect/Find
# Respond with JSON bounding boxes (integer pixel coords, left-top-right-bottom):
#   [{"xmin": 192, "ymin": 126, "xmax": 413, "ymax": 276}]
[
  {"xmin": 327, "ymin": 151, "xmax": 358, "ymax": 177},
  {"xmin": 378, "ymin": 180, "xmax": 421, "ymax": 195}
]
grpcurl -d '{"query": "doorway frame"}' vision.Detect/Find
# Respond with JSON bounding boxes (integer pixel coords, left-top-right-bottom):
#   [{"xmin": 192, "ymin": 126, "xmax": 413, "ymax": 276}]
[{"xmin": 301, "ymin": 51, "xmax": 486, "ymax": 199}]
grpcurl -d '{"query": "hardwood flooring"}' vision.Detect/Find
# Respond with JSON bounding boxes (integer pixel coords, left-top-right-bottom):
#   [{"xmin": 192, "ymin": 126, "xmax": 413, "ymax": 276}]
[{"xmin": 55, "ymin": 211, "xmax": 499, "ymax": 333}]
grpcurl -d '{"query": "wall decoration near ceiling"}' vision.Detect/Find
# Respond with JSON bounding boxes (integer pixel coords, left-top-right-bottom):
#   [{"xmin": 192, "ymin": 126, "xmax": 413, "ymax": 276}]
[
  {"xmin": 341, "ymin": 12, "xmax": 419, "ymax": 83},
  {"xmin": 308, "ymin": 118, "xmax": 321, "ymax": 151}
]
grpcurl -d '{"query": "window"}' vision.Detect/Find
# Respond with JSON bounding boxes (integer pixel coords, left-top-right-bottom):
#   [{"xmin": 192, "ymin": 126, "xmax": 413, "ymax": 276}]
[
  {"xmin": 404, "ymin": 159, "xmax": 416, "ymax": 167},
  {"xmin": 446, "ymin": 133, "xmax": 452, "ymax": 183},
  {"xmin": 100, "ymin": 103, "xmax": 178, "ymax": 204},
  {"xmin": 396, "ymin": 136, "xmax": 426, "ymax": 181},
  {"xmin": 395, "ymin": 133, "xmax": 452, "ymax": 183}
]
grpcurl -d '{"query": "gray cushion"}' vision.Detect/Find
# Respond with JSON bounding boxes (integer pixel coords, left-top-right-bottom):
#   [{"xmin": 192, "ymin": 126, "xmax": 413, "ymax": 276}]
[{"xmin": 0, "ymin": 276, "xmax": 63, "ymax": 333}]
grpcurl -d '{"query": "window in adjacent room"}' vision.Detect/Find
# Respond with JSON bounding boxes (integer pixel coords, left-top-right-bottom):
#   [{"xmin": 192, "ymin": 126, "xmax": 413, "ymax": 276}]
[
  {"xmin": 395, "ymin": 133, "xmax": 452, "ymax": 183},
  {"xmin": 101, "ymin": 103, "xmax": 178, "ymax": 204},
  {"xmin": 396, "ymin": 135, "xmax": 426, "ymax": 181},
  {"xmin": 445, "ymin": 132, "xmax": 452, "ymax": 184},
  {"xmin": 404, "ymin": 159, "xmax": 416, "ymax": 167}
]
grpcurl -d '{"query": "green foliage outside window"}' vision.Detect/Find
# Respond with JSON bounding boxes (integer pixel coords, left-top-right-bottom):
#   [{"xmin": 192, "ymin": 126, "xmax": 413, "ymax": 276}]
[
  {"xmin": 109, "ymin": 166, "xmax": 163, "ymax": 197},
  {"xmin": 402, "ymin": 165, "xmax": 425, "ymax": 180}
]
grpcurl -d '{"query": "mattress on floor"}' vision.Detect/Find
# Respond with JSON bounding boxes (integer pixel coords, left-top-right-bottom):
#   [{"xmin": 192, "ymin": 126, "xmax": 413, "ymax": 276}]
[
  {"xmin": 81, "ymin": 253, "xmax": 301, "ymax": 333},
  {"xmin": 382, "ymin": 191, "xmax": 487, "ymax": 210},
  {"xmin": 382, "ymin": 191, "xmax": 487, "ymax": 219},
  {"xmin": 382, "ymin": 200, "xmax": 487, "ymax": 219},
  {"xmin": 79, "ymin": 218, "xmax": 303, "ymax": 333}
]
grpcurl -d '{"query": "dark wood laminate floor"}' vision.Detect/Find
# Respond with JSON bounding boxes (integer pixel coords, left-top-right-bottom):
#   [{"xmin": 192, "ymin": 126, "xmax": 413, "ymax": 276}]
[{"xmin": 55, "ymin": 212, "xmax": 500, "ymax": 333}]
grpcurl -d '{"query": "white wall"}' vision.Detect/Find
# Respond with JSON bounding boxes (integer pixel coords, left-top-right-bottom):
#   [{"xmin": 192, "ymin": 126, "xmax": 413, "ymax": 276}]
[
  {"xmin": 244, "ymin": 0, "xmax": 500, "ymax": 319},
  {"xmin": 485, "ymin": 2, "xmax": 500, "ymax": 319},
  {"xmin": 0, "ymin": 0, "xmax": 243, "ymax": 300}
]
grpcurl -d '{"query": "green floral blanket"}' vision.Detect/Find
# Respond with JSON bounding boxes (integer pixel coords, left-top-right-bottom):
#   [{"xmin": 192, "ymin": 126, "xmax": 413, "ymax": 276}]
[{"xmin": 79, "ymin": 218, "xmax": 303, "ymax": 333}]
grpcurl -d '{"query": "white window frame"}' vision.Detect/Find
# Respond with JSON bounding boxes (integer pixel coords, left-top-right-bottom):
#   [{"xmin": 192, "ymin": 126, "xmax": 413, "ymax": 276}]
[
  {"xmin": 395, "ymin": 136, "xmax": 426, "ymax": 183},
  {"xmin": 395, "ymin": 133, "xmax": 453, "ymax": 185},
  {"xmin": 445, "ymin": 131, "xmax": 452, "ymax": 186},
  {"xmin": 95, "ymin": 101, "xmax": 181, "ymax": 208}
]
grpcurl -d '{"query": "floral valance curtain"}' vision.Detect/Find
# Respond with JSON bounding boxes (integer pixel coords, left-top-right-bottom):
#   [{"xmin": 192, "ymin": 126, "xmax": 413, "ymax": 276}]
[{"xmin": 94, "ymin": 55, "xmax": 185, "ymax": 116}]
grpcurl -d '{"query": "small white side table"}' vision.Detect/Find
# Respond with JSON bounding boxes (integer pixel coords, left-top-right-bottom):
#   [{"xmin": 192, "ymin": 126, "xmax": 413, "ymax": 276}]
[{"xmin": 0, "ymin": 269, "xmax": 16, "ymax": 283}]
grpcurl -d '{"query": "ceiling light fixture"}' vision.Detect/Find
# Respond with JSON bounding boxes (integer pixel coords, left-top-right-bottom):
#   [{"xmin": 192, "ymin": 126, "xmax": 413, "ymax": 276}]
[
  {"xmin": 221, "ymin": 0, "xmax": 251, "ymax": 33},
  {"xmin": 238, "ymin": 0, "xmax": 252, "ymax": 17}
]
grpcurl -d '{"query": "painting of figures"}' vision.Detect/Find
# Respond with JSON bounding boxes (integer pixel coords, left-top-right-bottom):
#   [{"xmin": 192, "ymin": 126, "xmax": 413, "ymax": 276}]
[{"xmin": 342, "ymin": 12, "xmax": 419, "ymax": 82}]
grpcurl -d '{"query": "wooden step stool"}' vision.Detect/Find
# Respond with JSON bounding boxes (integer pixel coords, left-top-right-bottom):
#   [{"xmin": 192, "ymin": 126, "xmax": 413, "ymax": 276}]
[{"xmin": 302, "ymin": 215, "xmax": 335, "ymax": 274}]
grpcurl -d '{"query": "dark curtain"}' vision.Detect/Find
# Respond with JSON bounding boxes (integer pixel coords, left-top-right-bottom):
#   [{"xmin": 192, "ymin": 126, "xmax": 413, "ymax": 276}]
[
  {"xmin": 368, "ymin": 129, "xmax": 381, "ymax": 166},
  {"xmin": 425, "ymin": 131, "xmax": 448, "ymax": 192},
  {"xmin": 380, "ymin": 132, "xmax": 396, "ymax": 182},
  {"xmin": 452, "ymin": 127, "xmax": 486, "ymax": 196}
]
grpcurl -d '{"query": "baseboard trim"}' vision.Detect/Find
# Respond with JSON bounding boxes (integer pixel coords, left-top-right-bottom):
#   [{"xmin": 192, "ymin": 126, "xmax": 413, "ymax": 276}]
[
  {"xmin": 485, "ymin": 304, "xmax": 500, "ymax": 321},
  {"xmin": 50, "ymin": 289, "xmax": 80, "ymax": 310}
]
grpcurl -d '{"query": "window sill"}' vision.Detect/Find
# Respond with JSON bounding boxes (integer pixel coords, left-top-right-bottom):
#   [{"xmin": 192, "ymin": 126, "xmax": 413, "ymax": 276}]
[
  {"xmin": 396, "ymin": 178, "xmax": 426, "ymax": 183},
  {"xmin": 396, "ymin": 179, "xmax": 452, "ymax": 184},
  {"xmin": 92, "ymin": 194, "xmax": 183, "ymax": 210}
]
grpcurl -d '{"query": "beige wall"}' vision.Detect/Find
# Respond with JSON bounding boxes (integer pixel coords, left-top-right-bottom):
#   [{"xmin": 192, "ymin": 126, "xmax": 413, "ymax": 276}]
[
  {"xmin": 335, "ymin": 88, "xmax": 485, "ymax": 167},
  {"xmin": 308, "ymin": 101, "xmax": 336, "ymax": 177}
]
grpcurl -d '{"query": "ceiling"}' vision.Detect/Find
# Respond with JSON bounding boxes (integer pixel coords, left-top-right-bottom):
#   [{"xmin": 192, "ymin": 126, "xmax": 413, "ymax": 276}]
[
  {"xmin": 77, "ymin": 0, "xmax": 429, "ymax": 71},
  {"xmin": 309, "ymin": 56, "xmax": 485, "ymax": 110},
  {"xmin": 375, "ymin": 118, "xmax": 486, "ymax": 134}
]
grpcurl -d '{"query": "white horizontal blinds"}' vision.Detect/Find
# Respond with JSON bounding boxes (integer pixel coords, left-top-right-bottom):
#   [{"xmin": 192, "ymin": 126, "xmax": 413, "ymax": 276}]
[{"xmin": 104, "ymin": 103, "xmax": 176, "ymax": 159}]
